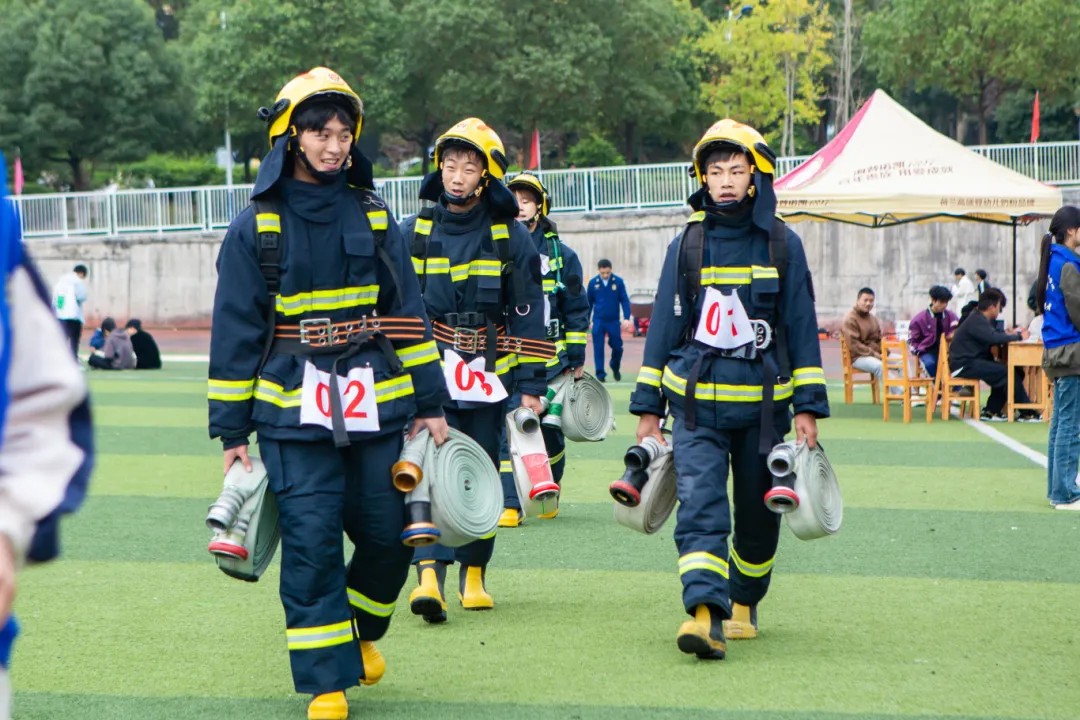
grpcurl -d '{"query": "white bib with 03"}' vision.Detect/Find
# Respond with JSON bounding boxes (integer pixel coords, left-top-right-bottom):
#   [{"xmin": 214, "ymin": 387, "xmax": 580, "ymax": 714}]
[
  {"xmin": 443, "ymin": 349, "xmax": 509, "ymax": 403},
  {"xmin": 299, "ymin": 361, "xmax": 380, "ymax": 432},
  {"xmin": 694, "ymin": 287, "xmax": 755, "ymax": 350}
]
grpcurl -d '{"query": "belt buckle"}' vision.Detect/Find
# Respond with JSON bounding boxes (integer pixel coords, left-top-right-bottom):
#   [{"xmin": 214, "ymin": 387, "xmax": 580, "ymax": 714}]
[
  {"xmin": 750, "ymin": 319, "xmax": 773, "ymax": 350},
  {"xmin": 299, "ymin": 318, "xmax": 333, "ymax": 347},
  {"xmin": 454, "ymin": 327, "xmax": 481, "ymax": 354}
]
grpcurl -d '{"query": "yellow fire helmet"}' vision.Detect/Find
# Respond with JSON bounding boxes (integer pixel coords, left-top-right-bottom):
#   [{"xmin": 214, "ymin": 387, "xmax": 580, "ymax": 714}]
[
  {"xmin": 506, "ymin": 172, "xmax": 551, "ymax": 216},
  {"xmin": 433, "ymin": 118, "xmax": 509, "ymax": 181},
  {"xmin": 260, "ymin": 67, "xmax": 363, "ymax": 148},
  {"xmin": 691, "ymin": 119, "xmax": 776, "ymax": 184}
]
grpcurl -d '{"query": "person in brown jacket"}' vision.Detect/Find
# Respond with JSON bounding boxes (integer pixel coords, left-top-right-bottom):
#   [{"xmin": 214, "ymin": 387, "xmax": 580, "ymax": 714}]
[{"xmin": 843, "ymin": 287, "xmax": 885, "ymax": 382}]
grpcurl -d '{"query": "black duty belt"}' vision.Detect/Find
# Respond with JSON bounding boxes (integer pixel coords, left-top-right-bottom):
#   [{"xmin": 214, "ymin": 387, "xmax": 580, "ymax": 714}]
[{"xmin": 432, "ymin": 321, "xmax": 557, "ymax": 360}]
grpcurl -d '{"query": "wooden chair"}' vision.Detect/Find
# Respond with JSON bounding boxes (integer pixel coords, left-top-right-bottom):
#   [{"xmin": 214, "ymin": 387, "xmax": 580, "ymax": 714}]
[
  {"xmin": 840, "ymin": 333, "xmax": 880, "ymax": 405},
  {"xmin": 932, "ymin": 334, "xmax": 981, "ymax": 420},
  {"xmin": 881, "ymin": 339, "xmax": 935, "ymax": 423}
]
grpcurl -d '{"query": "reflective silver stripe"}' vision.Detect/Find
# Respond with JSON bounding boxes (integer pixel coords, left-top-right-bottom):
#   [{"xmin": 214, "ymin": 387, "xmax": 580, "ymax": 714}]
[
  {"xmin": 348, "ymin": 588, "xmax": 395, "ymax": 618},
  {"xmin": 208, "ymin": 378, "xmax": 255, "ymax": 401},
  {"xmin": 395, "ymin": 340, "xmax": 439, "ymax": 368}
]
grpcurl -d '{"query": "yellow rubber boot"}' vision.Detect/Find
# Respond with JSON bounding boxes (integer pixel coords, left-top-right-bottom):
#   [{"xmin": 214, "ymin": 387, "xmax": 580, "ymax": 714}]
[
  {"xmin": 676, "ymin": 604, "xmax": 726, "ymax": 660},
  {"xmin": 723, "ymin": 603, "xmax": 758, "ymax": 640},
  {"xmin": 498, "ymin": 508, "xmax": 522, "ymax": 528},
  {"xmin": 408, "ymin": 561, "xmax": 447, "ymax": 624},
  {"xmin": 458, "ymin": 565, "xmax": 494, "ymax": 610},
  {"xmin": 307, "ymin": 691, "xmax": 348, "ymax": 720},
  {"xmin": 359, "ymin": 640, "xmax": 385, "ymax": 686}
]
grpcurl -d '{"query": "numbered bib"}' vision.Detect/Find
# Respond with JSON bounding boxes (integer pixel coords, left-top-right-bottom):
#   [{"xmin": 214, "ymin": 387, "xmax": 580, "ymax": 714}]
[
  {"xmin": 443, "ymin": 349, "xmax": 509, "ymax": 404},
  {"xmin": 695, "ymin": 287, "xmax": 754, "ymax": 350},
  {"xmin": 299, "ymin": 361, "xmax": 380, "ymax": 432}
]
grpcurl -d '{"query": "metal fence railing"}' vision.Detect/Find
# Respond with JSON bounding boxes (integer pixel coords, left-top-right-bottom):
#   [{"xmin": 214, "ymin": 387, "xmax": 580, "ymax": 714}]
[{"xmin": 10, "ymin": 141, "xmax": 1079, "ymax": 240}]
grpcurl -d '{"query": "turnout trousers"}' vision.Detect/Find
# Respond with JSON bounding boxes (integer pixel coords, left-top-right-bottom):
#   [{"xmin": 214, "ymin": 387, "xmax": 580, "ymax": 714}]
[
  {"xmin": 411, "ymin": 401, "xmax": 505, "ymax": 567},
  {"xmin": 260, "ymin": 431, "xmax": 409, "ymax": 694},
  {"xmin": 671, "ymin": 414, "xmax": 786, "ymax": 617}
]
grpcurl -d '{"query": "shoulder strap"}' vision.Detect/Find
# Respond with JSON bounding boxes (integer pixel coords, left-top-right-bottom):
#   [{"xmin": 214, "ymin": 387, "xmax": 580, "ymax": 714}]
[
  {"xmin": 491, "ymin": 220, "xmax": 530, "ymax": 309},
  {"xmin": 410, "ymin": 205, "xmax": 435, "ymax": 294},
  {"xmin": 545, "ymin": 230, "xmax": 564, "ymax": 290},
  {"xmin": 679, "ymin": 211, "xmax": 706, "ymax": 308},
  {"xmin": 768, "ymin": 217, "xmax": 791, "ymax": 377},
  {"xmin": 252, "ymin": 199, "xmax": 283, "ymax": 373},
  {"xmin": 350, "ymin": 188, "xmax": 402, "ymax": 313}
]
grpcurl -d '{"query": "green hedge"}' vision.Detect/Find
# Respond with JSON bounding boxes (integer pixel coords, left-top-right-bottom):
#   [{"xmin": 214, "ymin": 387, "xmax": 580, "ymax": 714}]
[{"xmin": 119, "ymin": 154, "xmax": 225, "ymax": 188}]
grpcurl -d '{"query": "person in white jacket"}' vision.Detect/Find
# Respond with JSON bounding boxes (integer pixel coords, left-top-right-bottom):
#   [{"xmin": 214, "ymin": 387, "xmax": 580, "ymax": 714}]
[
  {"xmin": 951, "ymin": 267, "xmax": 976, "ymax": 313},
  {"xmin": 51, "ymin": 264, "xmax": 88, "ymax": 357}
]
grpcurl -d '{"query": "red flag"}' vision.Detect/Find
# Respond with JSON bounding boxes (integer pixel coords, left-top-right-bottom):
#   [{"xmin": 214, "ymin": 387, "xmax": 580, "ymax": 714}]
[
  {"xmin": 527, "ymin": 128, "xmax": 540, "ymax": 170},
  {"xmin": 1030, "ymin": 91, "xmax": 1040, "ymax": 144},
  {"xmin": 12, "ymin": 153, "xmax": 23, "ymax": 196}
]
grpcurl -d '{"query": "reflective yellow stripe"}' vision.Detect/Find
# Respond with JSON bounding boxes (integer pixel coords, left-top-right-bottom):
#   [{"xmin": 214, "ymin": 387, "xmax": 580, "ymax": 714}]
[
  {"xmin": 678, "ymin": 551, "xmax": 729, "ymax": 578},
  {"xmin": 730, "ymin": 547, "xmax": 774, "ymax": 578},
  {"xmin": 254, "ymin": 379, "xmax": 301, "ymax": 408},
  {"xmin": 751, "ymin": 265, "xmax": 779, "ymax": 280},
  {"xmin": 348, "ymin": 588, "xmax": 394, "ymax": 618},
  {"xmin": 688, "ymin": 211, "xmax": 705, "ymax": 224},
  {"xmin": 792, "ymin": 367, "xmax": 826, "ymax": 387},
  {"xmin": 450, "ymin": 259, "xmax": 501, "ymax": 282},
  {"xmin": 495, "ymin": 354, "xmax": 517, "ymax": 375},
  {"xmin": 636, "ymin": 366, "xmax": 662, "ymax": 388},
  {"xmin": 499, "ymin": 460, "xmax": 512, "ymax": 473},
  {"xmin": 415, "ymin": 217, "xmax": 433, "ymax": 235},
  {"xmin": 565, "ymin": 331, "xmax": 587, "ymax": 345},
  {"xmin": 414, "ymin": 257, "xmax": 450, "ymax": 275},
  {"xmin": 545, "ymin": 341, "xmax": 567, "ymax": 368},
  {"xmin": 549, "ymin": 256, "xmax": 564, "ymax": 271},
  {"xmin": 491, "ymin": 223, "xmax": 509, "ymax": 241},
  {"xmin": 702, "ymin": 266, "xmax": 752, "ymax": 287},
  {"xmin": 366, "ymin": 210, "xmax": 388, "ymax": 231},
  {"xmin": 661, "ymin": 366, "xmax": 793, "ymax": 402},
  {"xmin": 395, "ymin": 340, "xmax": 439, "ymax": 368},
  {"xmin": 480, "ymin": 529, "xmax": 497, "ymax": 539},
  {"xmin": 286, "ymin": 620, "xmax": 353, "ymax": 650},
  {"xmin": 543, "ymin": 279, "xmax": 556, "ymax": 293},
  {"xmin": 276, "ymin": 286, "xmax": 379, "ymax": 316},
  {"xmin": 517, "ymin": 355, "xmax": 547, "ymax": 364},
  {"xmin": 256, "ymin": 213, "xmax": 281, "ymax": 233},
  {"xmin": 374, "ymin": 375, "xmax": 414, "ymax": 402},
  {"xmin": 549, "ymin": 449, "xmax": 565, "ymax": 465},
  {"xmin": 208, "ymin": 378, "xmax": 255, "ymax": 401}
]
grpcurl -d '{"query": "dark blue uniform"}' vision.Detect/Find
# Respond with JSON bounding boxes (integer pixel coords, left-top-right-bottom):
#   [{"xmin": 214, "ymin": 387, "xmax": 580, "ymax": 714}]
[
  {"xmin": 209, "ymin": 153, "xmax": 448, "ymax": 694},
  {"xmin": 499, "ymin": 219, "xmax": 590, "ymax": 508},
  {"xmin": 587, "ymin": 272, "xmax": 631, "ymax": 380},
  {"xmin": 629, "ymin": 208, "xmax": 829, "ymax": 620},
  {"xmin": 402, "ymin": 200, "xmax": 546, "ymax": 565}
]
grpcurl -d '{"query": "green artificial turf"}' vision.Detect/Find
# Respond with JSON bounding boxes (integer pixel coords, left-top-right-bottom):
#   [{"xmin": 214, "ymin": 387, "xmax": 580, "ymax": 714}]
[{"xmin": 13, "ymin": 365, "xmax": 1080, "ymax": 719}]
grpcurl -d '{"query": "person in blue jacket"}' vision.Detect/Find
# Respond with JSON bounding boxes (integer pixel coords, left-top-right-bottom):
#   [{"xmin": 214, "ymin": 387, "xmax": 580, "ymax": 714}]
[
  {"xmin": 208, "ymin": 68, "xmax": 450, "ymax": 720},
  {"xmin": 401, "ymin": 119, "xmax": 552, "ymax": 622},
  {"xmin": 587, "ymin": 259, "xmax": 632, "ymax": 381},
  {"xmin": 1034, "ymin": 205, "xmax": 1080, "ymax": 509},
  {"xmin": 496, "ymin": 172, "xmax": 591, "ymax": 527},
  {"xmin": 629, "ymin": 119, "xmax": 829, "ymax": 661}
]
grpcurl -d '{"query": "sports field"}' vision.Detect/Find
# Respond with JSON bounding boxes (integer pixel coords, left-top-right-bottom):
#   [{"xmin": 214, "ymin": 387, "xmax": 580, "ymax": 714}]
[{"xmin": 12, "ymin": 362, "xmax": 1080, "ymax": 719}]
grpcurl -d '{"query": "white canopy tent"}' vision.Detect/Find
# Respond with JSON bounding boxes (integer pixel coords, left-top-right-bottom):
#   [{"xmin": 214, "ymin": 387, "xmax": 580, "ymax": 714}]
[{"xmin": 775, "ymin": 89, "xmax": 1062, "ymax": 321}]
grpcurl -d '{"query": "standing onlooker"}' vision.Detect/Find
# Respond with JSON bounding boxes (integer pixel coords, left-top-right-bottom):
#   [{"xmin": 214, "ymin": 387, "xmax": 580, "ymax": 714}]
[
  {"xmin": 587, "ymin": 259, "xmax": 632, "ymax": 382},
  {"xmin": 951, "ymin": 267, "xmax": 976, "ymax": 313},
  {"xmin": 51, "ymin": 264, "xmax": 88, "ymax": 357},
  {"xmin": 87, "ymin": 318, "xmax": 135, "ymax": 370},
  {"xmin": 125, "ymin": 319, "xmax": 162, "ymax": 370},
  {"xmin": 1035, "ymin": 205, "xmax": 1080, "ymax": 509},
  {"xmin": 974, "ymin": 269, "xmax": 990, "ymax": 296},
  {"xmin": 908, "ymin": 285, "xmax": 959, "ymax": 379},
  {"xmin": 842, "ymin": 288, "xmax": 885, "ymax": 382}
]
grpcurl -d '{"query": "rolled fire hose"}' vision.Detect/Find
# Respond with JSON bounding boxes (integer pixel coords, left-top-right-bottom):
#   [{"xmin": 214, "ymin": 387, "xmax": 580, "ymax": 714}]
[
  {"xmin": 399, "ymin": 428, "xmax": 501, "ymax": 548},
  {"xmin": 612, "ymin": 438, "xmax": 677, "ymax": 535},
  {"xmin": 206, "ymin": 457, "xmax": 281, "ymax": 582},
  {"xmin": 542, "ymin": 372, "xmax": 615, "ymax": 442},
  {"xmin": 764, "ymin": 441, "xmax": 842, "ymax": 541},
  {"xmin": 506, "ymin": 407, "xmax": 560, "ymax": 519}
]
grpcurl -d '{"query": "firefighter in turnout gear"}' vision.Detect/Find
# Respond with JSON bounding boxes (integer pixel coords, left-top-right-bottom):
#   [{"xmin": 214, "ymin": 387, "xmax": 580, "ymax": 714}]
[
  {"xmin": 402, "ymin": 119, "xmax": 553, "ymax": 621},
  {"xmin": 496, "ymin": 172, "xmax": 590, "ymax": 526},
  {"xmin": 629, "ymin": 119, "xmax": 829, "ymax": 660},
  {"xmin": 208, "ymin": 67, "xmax": 450, "ymax": 720}
]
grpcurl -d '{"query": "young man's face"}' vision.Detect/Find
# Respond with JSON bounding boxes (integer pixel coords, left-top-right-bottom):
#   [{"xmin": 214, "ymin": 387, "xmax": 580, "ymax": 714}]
[
  {"xmin": 513, "ymin": 190, "xmax": 538, "ymax": 224},
  {"xmin": 599, "ymin": 266, "xmax": 612, "ymax": 281},
  {"xmin": 297, "ymin": 116, "xmax": 353, "ymax": 176},
  {"xmin": 705, "ymin": 154, "xmax": 753, "ymax": 205},
  {"xmin": 930, "ymin": 298, "xmax": 948, "ymax": 313},
  {"xmin": 856, "ymin": 292, "xmax": 875, "ymax": 313},
  {"xmin": 984, "ymin": 302, "xmax": 1002, "ymax": 321},
  {"xmin": 441, "ymin": 149, "xmax": 485, "ymax": 201}
]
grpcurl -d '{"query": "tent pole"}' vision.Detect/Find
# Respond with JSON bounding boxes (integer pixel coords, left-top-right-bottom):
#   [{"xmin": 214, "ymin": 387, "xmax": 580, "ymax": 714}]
[{"xmin": 1011, "ymin": 219, "xmax": 1018, "ymax": 327}]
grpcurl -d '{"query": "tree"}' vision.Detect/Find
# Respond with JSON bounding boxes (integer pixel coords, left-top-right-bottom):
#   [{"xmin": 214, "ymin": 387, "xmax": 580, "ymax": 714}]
[
  {"xmin": 864, "ymin": 0, "xmax": 1080, "ymax": 144},
  {"xmin": 0, "ymin": 0, "xmax": 189, "ymax": 190},
  {"xmin": 697, "ymin": 0, "xmax": 832, "ymax": 155}
]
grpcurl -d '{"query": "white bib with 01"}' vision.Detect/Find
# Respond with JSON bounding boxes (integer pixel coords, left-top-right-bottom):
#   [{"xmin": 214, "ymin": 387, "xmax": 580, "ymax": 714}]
[
  {"xmin": 300, "ymin": 361, "xmax": 380, "ymax": 432},
  {"xmin": 695, "ymin": 287, "xmax": 755, "ymax": 350},
  {"xmin": 443, "ymin": 349, "xmax": 509, "ymax": 404}
]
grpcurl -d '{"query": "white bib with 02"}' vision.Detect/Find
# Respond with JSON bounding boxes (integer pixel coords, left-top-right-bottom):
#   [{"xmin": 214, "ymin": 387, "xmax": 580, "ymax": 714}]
[
  {"xmin": 299, "ymin": 361, "xmax": 380, "ymax": 432},
  {"xmin": 694, "ymin": 287, "xmax": 755, "ymax": 350}
]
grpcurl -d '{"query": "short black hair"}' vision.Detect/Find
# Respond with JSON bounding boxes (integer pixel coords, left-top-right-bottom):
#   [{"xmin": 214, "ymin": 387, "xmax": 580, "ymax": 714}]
[
  {"xmin": 101, "ymin": 317, "xmax": 117, "ymax": 332},
  {"xmin": 857, "ymin": 287, "xmax": 875, "ymax": 298},
  {"xmin": 975, "ymin": 269, "xmax": 988, "ymax": 280},
  {"xmin": 977, "ymin": 288, "xmax": 1005, "ymax": 311},
  {"xmin": 598, "ymin": 259, "xmax": 612, "ymax": 269},
  {"xmin": 74, "ymin": 264, "xmax": 88, "ymax": 275},
  {"xmin": 929, "ymin": 285, "xmax": 953, "ymax": 303},
  {"xmin": 953, "ymin": 267, "xmax": 966, "ymax": 276},
  {"xmin": 125, "ymin": 318, "xmax": 142, "ymax": 331},
  {"xmin": 292, "ymin": 97, "xmax": 358, "ymax": 136},
  {"xmin": 702, "ymin": 145, "xmax": 752, "ymax": 171}
]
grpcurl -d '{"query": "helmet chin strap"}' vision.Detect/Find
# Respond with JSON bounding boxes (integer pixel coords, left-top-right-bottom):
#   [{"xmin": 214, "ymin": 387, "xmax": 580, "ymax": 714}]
[
  {"xmin": 706, "ymin": 192, "xmax": 755, "ymax": 216},
  {"xmin": 442, "ymin": 172, "xmax": 487, "ymax": 206},
  {"xmin": 294, "ymin": 138, "xmax": 350, "ymax": 184}
]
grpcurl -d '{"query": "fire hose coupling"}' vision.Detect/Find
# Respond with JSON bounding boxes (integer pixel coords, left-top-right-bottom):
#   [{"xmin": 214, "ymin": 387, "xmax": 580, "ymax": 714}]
[
  {"xmin": 764, "ymin": 443, "xmax": 800, "ymax": 514},
  {"xmin": 506, "ymin": 407, "xmax": 559, "ymax": 502},
  {"xmin": 762, "ymin": 441, "xmax": 843, "ymax": 541},
  {"xmin": 206, "ymin": 457, "xmax": 281, "ymax": 582},
  {"xmin": 609, "ymin": 436, "xmax": 667, "ymax": 508}
]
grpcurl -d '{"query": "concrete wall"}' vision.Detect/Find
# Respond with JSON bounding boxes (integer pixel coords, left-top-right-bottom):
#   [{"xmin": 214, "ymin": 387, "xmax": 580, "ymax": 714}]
[{"xmin": 30, "ymin": 186, "xmax": 1079, "ymax": 328}]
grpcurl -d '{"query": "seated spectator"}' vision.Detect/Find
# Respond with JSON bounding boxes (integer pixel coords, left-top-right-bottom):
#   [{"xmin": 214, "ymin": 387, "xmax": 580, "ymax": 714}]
[
  {"xmin": 908, "ymin": 285, "xmax": 959, "ymax": 379},
  {"xmin": 125, "ymin": 319, "xmax": 162, "ymax": 370},
  {"xmin": 948, "ymin": 289, "xmax": 1038, "ymax": 422},
  {"xmin": 87, "ymin": 317, "xmax": 136, "ymax": 370}
]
